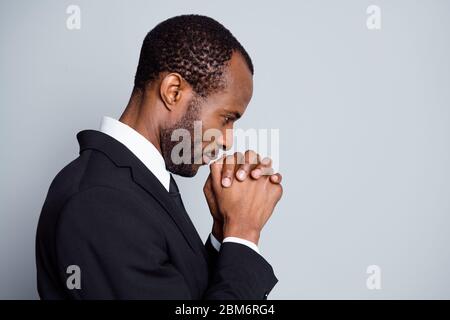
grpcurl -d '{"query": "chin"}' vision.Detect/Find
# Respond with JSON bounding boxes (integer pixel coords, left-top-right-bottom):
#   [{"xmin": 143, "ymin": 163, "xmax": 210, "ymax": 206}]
[{"xmin": 168, "ymin": 163, "xmax": 201, "ymax": 178}]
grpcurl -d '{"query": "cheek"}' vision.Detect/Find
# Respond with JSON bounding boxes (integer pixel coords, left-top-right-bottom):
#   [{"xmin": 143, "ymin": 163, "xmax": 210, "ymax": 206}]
[
  {"xmin": 199, "ymin": 117, "xmax": 223, "ymax": 142},
  {"xmin": 200, "ymin": 116, "xmax": 221, "ymax": 130},
  {"xmin": 199, "ymin": 126, "xmax": 223, "ymax": 154}
]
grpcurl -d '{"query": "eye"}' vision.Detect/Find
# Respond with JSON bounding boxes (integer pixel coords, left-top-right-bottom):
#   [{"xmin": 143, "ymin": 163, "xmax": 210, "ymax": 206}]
[
  {"xmin": 222, "ymin": 113, "xmax": 238, "ymax": 126},
  {"xmin": 223, "ymin": 116, "xmax": 232, "ymax": 125}
]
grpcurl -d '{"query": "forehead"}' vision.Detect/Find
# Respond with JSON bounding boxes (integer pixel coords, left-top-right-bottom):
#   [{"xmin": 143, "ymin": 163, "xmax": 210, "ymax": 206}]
[
  {"xmin": 202, "ymin": 51, "xmax": 253, "ymax": 113},
  {"xmin": 224, "ymin": 51, "xmax": 253, "ymax": 103}
]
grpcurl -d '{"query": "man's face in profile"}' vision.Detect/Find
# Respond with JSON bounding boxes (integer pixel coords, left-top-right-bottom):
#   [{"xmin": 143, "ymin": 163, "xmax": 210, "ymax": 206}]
[{"xmin": 160, "ymin": 52, "xmax": 253, "ymax": 177}]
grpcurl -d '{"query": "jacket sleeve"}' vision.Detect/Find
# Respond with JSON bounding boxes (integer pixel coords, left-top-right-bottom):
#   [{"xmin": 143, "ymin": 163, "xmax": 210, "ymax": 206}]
[
  {"xmin": 204, "ymin": 242, "xmax": 278, "ymax": 300},
  {"xmin": 203, "ymin": 236, "xmax": 278, "ymax": 300}
]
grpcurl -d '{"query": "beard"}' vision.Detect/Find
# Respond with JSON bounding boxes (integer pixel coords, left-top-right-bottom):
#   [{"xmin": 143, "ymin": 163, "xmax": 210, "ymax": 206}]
[{"xmin": 160, "ymin": 97, "xmax": 204, "ymax": 177}]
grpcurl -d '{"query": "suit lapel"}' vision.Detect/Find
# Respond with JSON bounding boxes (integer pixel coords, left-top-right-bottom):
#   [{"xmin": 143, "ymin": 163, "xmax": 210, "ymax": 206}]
[
  {"xmin": 168, "ymin": 176, "xmax": 208, "ymax": 260},
  {"xmin": 77, "ymin": 130, "xmax": 200, "ymax": 253},
  {"xmin": 130, "ymin": 164, "xmax": 206, "ymax": 256}
]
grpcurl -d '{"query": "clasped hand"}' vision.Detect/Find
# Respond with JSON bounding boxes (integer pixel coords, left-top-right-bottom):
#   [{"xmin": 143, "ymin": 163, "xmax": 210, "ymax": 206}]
[{"xmin": 203, "ymin": 150, "xmax": 283, "ymax": 245}]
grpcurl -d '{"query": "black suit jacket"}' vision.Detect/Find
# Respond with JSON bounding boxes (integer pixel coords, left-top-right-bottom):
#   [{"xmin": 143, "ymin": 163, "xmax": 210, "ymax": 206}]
[{"xmin": 36, "ymin": 130, "xmax": 278, "ymax": 299}]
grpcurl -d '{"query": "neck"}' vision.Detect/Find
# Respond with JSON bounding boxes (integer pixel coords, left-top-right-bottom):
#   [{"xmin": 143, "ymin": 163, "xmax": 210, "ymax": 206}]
[{"xmin": 119, "ymin": 89, "xmax": 162, "ymax": 154}]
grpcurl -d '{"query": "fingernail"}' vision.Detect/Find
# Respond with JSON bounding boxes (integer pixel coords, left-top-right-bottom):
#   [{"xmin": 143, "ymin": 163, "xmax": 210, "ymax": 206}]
[
  {"xmin": 262, "ymin": 157, "xmax": 271, "ymax": 165},
  {"xmin": 237, "ymin": 170, "xmax": 246, "ymax": 180},
  {"xmin": 271, "ymin": 175, "xmax": 278, "ymax": 182},
  {"xmin": 252, "ymin": 169, "xmax": 262, "ymax": 178},
  {"xmin": 222, "ymin": 177, "xmax": 231, "ymax": 187}
]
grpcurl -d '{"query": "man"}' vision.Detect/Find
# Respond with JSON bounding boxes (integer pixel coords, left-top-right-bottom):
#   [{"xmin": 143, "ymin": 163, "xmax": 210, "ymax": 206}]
[{"xmin": 36, "ymin": 14, "xmax": 283, "ymax": 299}]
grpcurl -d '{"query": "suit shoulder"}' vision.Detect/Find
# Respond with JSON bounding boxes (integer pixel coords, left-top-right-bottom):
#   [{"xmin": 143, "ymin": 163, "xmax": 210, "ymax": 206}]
[{"xmin": 51, "ymin": 149, "xmax": 130, "ymax": 191}]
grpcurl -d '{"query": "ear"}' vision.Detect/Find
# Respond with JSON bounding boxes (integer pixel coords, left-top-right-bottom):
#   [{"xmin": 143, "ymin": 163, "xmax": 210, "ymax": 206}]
[{"xmin": 159, "ymin": 73, "xmax": 184, "ymax": 111}]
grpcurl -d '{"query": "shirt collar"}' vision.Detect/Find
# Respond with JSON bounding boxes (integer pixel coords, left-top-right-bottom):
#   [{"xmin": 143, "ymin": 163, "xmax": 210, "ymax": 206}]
[{"xmin": 99, "ymin": 116, "xmax": 171, "ymax": 191}]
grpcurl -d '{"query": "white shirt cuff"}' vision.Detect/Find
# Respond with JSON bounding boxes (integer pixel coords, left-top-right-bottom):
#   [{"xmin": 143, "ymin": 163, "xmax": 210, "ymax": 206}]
[{"xmin": 209, "ymin": 233, "xmax": 260, "ymax": 255}]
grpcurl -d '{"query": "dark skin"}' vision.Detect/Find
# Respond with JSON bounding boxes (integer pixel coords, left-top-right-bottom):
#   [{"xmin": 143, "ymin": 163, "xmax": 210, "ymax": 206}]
[{"xmin": 120, "ymin": 51, "xmax": 283, "ymax": 245}]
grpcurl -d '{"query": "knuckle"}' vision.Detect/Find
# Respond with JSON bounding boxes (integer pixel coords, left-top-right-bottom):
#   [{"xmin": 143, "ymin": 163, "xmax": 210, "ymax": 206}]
[{"xmin": 277, "ymin": 185, "xmax": 283, "ymax": 198}]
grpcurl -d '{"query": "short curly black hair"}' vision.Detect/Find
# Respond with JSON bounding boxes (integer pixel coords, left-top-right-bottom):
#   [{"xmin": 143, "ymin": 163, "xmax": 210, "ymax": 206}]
[{"xmin": 134, "ymin": 14, "xmax": 254, "ymax": 98}]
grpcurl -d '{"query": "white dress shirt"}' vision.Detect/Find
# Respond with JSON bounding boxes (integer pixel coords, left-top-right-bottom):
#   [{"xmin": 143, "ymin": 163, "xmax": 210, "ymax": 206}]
[{"xmin": 99, "ymin": 116, "xmax": 260, "ymax": 255}]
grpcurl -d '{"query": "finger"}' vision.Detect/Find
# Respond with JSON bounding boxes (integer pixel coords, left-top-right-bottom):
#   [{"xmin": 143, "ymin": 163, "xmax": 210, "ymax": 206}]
[
  {"xmin": 260, "ymin": 156, "xmax": 272, "ymax": 167},
  {"xmin": 236, "ymin": 150, "xmax": 259, "ymax": 181},
  {"xmin": 275, "ymin": 183, "xmax": 283, "ymax": 202},
  {"xmin": 267, "ymin": 182, "xmax": 283, "ymax": 207},
  {"xmin": 249, "ymin": 156, "xmax": 273, "ymax": 179},
  {"xmin": 269, "ymin": 172, "xmax": 282, "ymax": 184},
  {"xmin": 221, "ymin": 154, "xmax": 240, "ymax": 187}
]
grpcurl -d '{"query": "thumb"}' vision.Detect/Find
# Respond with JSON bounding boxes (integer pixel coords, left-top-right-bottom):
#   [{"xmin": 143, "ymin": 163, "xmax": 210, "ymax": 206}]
[{"xmin": 210, "ymin": 155, "xmax": 225, "ymax": 193}]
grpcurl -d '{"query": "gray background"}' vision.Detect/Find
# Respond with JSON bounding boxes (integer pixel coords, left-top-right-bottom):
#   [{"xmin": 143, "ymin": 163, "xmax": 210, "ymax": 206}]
[{"xmin": 1, "ymin": 0, "xmax": 449, "ymax": 299}]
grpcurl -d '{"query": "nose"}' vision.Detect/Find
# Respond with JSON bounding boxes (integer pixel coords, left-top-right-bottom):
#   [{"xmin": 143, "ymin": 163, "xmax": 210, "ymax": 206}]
[{"xmin": 217, "ymin": 129, "xmax": 233, "ymax": 152}]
